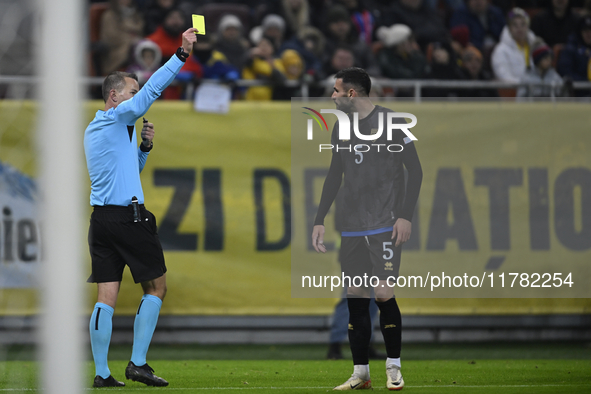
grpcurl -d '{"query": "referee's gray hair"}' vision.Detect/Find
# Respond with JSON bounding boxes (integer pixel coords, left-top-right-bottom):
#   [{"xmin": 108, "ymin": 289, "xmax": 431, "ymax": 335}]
[{"xmin": 102, "ymin": 71, "xmax": 138, "ymax": 103}]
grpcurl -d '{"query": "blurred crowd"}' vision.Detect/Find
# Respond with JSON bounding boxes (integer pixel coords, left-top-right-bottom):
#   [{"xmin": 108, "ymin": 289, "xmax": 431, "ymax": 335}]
[{"xmin": 89, "ymin": 0, "xmax": 591, "ymax": 99}]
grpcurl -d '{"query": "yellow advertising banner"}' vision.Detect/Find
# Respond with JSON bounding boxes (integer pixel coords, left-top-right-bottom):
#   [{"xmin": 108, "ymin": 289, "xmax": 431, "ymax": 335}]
[
  {"xmin": 291, "ymin": 100, "xmax": 591, "ymax": 301},
  {"xmin": 0, "ymin": 100, "xmax": 589, "ymax": 315}
]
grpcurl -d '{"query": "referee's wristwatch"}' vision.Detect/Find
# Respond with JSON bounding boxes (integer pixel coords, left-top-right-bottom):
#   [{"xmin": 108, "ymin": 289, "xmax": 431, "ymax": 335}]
[
  {"xmin": 176, "ymin": 46, "xmax": 190, "ymax": 62},
  {"xmin": 140, "ymin": 141, "xmax": 153, "ymax": 152}
]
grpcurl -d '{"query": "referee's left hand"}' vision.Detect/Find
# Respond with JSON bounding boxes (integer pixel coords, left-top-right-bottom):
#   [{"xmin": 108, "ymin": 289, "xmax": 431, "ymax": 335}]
[
  {"xmin": 141, "ymin": 120, "xmax": 155, "ymax": 147},
  {"xmin": 392, "ymin": 218, "xmax": 411, "ymax": 247}
]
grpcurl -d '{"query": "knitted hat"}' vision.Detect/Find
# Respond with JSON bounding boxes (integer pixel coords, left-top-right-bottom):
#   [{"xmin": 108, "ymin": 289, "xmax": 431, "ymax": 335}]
[
  {"xmin": 262, "ymin": 14, "xmax": 286, "ymax": 32},
  {"xmin": 451, "ymin": 25, "xmax": 470, "ymax": 48},
  {"xmin": 281, "ymin": 49, "xmax": 303, "ymax": 79},
  {"xmin": 376, "ymin": 24, "xmax": 412, "ymax": 47},
  {"xmin": 218, "ymin": 14, "xmax": 242, "ymax": 34},
  {"xmin": 532, "ymin": 45, "xmax": 552, "ymax": 66},
  {"xmin": 507, "ymin": 7, "xmax": 530, "ymax": 25}
]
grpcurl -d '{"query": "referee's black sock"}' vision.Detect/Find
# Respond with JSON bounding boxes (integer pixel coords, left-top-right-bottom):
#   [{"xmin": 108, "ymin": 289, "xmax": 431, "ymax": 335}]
[
  {"xmin": 347, "ymin": 297, "xmax": 372, "ymax": 365},
  {"xmin": 376, "ymin": 297, "xmax": 402, "ymax": 359}
]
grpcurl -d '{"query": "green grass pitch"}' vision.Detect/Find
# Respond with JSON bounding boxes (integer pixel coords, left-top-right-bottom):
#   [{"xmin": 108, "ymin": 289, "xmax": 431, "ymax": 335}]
[{"xmin": 1, "ymin": 343, "xmax": 590, "ymax": 393}]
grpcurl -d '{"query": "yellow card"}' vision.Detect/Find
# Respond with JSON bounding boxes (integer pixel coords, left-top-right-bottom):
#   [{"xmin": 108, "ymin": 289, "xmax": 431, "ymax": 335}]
[{"xmin": 192, "ymin": 14, "xmax": 205, "ymax": 35}]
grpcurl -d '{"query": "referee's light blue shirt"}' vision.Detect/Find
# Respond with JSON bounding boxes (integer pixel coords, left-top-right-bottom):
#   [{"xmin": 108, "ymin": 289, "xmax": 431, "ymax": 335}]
[{"xmin": 84, "ymin": 55, "xmax": 184, "ymax": 207}]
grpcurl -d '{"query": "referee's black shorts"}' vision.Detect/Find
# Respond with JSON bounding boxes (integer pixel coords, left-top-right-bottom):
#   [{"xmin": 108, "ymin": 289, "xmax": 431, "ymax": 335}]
[{"xmin": 87, "ymin": 205, "xmax": 167, "ymax": 284}]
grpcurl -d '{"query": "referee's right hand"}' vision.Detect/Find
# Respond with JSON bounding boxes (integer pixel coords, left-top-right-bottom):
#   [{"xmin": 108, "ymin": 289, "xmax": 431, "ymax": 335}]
[
  {"xmin": 181, "ymin": 28, "xmax": 199, "ymax": 54},
  {"xmin": 312, "ymin": 225, "xmax": 327, "ymax": 253}
]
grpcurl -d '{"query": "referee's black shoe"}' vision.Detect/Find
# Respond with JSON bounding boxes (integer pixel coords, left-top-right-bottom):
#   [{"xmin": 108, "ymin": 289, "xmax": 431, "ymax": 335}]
[
  {"xmin": 93, "ymin": 375, "xmax": 125, "ymax": 387},
  {"xmin": 125, "ymin": 361, "xmax": 169, "ymax": 387}
]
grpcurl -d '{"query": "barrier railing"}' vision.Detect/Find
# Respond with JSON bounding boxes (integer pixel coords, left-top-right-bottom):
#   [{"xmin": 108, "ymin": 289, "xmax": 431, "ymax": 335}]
[{"xmin": 1, "ymin": 75, "xmax": 590, "ymax": 101}]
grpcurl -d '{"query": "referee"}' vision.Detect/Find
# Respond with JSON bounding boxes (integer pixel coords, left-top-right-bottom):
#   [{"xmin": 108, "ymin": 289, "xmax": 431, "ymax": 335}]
[
  {"xmin": 312, "ymin": 68, "xmax": 422, "ymax": 391},
  {"xmin": 84, "ymin": 28, "xmax": 198, "ymax": 388}
]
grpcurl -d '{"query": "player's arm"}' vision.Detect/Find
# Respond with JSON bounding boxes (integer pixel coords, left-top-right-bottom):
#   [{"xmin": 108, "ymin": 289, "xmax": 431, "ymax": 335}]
[
  {"xmin": 137, "ymin": 118, "xmax": 154, "ymax": 173},
  {"xmin": 116, "ymin": 28, "xmax": 198, "ymax": 124},
  {"xmin": 392, "ymin": 141, "xmax": 423, "ymax": 247},
  {"xmin": 312, "ymin": 150, "xmax": 343, "ymax": 253}
]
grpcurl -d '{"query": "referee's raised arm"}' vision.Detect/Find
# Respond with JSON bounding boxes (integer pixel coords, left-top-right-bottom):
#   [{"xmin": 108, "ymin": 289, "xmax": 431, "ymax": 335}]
[{"xmin": 114, "ymin": 28, "xmax": 199, "ymax": 124}]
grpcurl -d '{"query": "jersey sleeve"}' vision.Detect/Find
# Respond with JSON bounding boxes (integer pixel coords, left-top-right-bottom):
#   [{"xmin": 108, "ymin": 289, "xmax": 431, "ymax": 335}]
[
  {"xmin": 399, "ymin": 140, "xmax": 422, "ymax": 221},
  {"xmin": 115, "ymin": 55, "xmax": 185, "ymax": 125},
  {"xmin": 314, "ymin": 124, "xmax": 343, "ymax": 226},
  {"xmin": 138, "ymin": 148, "xmax": 149, "ymax": 173}
]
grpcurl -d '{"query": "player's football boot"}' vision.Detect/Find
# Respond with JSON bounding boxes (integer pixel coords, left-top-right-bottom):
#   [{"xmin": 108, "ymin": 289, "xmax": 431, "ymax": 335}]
[
  {"xmin": 92, "ymin": 375, "xmax": 125, "ymax": 387},
  {"xmin": 125, "ymin": 361, "xmax": 169, "ymax": 387},
  {"xmin": 386, "ymin": 366, "xmax": 404, "ymax": 390},
  {"xmin": 333, "ymin": 374, "xmax": 372, "ymax": 390}
]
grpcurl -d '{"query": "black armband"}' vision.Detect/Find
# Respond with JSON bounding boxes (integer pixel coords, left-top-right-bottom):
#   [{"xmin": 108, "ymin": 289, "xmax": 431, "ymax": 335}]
[
  {"xmin": 175, "ymin": 46, "xmax": 189, "ymax": 62},
  {"xmin": 140, "ymin": 142, "xmax": 153, "ymax": 152}
]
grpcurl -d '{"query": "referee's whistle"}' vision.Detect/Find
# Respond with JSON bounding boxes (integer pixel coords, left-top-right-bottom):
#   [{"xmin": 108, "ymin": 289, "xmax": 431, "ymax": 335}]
[{"xmin": 142, "ymin": 117, "xmax": 148, "ymax": 142}]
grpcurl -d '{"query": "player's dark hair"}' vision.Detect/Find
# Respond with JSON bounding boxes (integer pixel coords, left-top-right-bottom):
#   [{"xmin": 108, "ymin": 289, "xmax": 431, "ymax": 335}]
[
  {"xmin": 334, "ymin": 67, "xmax": 371, "ymax": 97},
  {"xmin": 102, "ymin": 71, "xmax": 139, "ymax": 103}
]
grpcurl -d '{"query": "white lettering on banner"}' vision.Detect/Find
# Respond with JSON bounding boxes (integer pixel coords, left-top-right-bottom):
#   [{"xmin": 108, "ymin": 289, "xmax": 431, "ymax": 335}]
[{"xmin": 0, "ymin": 161, "xmax": 41, "ymax": 288}]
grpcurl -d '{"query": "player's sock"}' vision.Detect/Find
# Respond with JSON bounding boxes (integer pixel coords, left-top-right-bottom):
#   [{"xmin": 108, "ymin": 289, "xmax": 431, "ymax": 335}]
[
  {"xmin": 89, "ymin": 302, "xmax": 114, "ymax": 379},
  {"xmin": 376, "ymin": 297, "xmax": 402, "ymax": 358},
  {"xmin": 131, "ymin": 294, "xmax": 162, "ymax": 366},
  {"xmin": 386, "ymin": 357, "xmax": 401, "ymax": 369},
  {"xmin": 353, "ymin": 364, "xmax": 371, "ymax": 381},
  {"xmin": 347, "ymin": 297, "xmax": 372, "ymax": 366}
]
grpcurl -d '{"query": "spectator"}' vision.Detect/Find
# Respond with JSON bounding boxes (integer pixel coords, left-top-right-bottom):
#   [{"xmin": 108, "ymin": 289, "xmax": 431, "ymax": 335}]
[
  {"xmin": 214, "ymin": 14, "xmax": 251, "ymax": 70},
  {"xmin": 143, "ymin": 0, "xmax": 177, "ymax": 36},
  {"xmin": 99, "ymin": 0, "xmax": 144, "ymax": 75},
  {"xmin": 126, "ymin": 40, "xmax": 162, "ymax": 84},
  {"xmin": 184, "ymin": 34, "xmax": 240, "ymax": 82},
  {"xmin": 281, "ymin": 49, "xmax": 304, "ymax": 80},
  {"xmin": 146, "ymin": 8, "xmax": 187, "ymax": 60},
  {"xmin": 557, "ymin": 16, "xmax": 591, "ymax": 82},
  {"xmin": 380, "ymin": 0, "xmax": 450, "ymax": 50},
  {"xmin": 323, "ymin": 46, "xmax": 356, "ymax": 95},
  {"xmin": 280, "ymin": 26, "xmax": 326, "ymax": 79},
  {"xmin": 324, "ymin": 46, "xmax": 356, "ymax": 76},
  {"xmin": 376, "ymin": 24, "xmax": 428, "ymax": 79},
  {"xmin": 449, "ymin": 0, "xmax": 506, "ymax": 52},
  {"xmin": 261, "ymin": 0, "xmax": 311, "ymax": 40},
  {"xmin": 458, "ymin": 46, "xmax": 499, "ymax": 97},
  {"xmin": 334, "ymin": 0, "xmax": 377, "ymax": 44},
  {"xmin": 323, "ymin": 5, "xmax": 381, "ymax": 76},
  {"xmin": 518, "ymin": 44, "xmax": 564, "ymax": 97},
  {"xmin": 242, "ymin": 35, "xmax": 286, "ymax": 100},
  {"xmin": 424, "ymin": 41, "xmax": 464, "ymax": 97},
  {"xmin": 491, "ymin": 8, "xmax": 537, "ymax": 83},
  {"xmin": 531, "ymin": 0, "xmax": 578, "ymax": 47},
  {"xmin": 450, "ymin": 25, "xmax": 471, "ymax": 59},
  {"xmin": 273, "ymin": 49, "xmax": 305, "ymax": 99},
  {"xmin": 250, "ymin": 14, "xmax": 287, "ymax": 51}
]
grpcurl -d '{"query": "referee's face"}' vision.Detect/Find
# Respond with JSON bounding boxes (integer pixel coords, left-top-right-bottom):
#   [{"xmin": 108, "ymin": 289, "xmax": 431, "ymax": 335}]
[
  {"xmin": 332, "ymin": 78, "xmax": 353, "ymax": 112},
  {"xmin": 116, "ymin": 78, "xmax": 140, "ymax": 106}
]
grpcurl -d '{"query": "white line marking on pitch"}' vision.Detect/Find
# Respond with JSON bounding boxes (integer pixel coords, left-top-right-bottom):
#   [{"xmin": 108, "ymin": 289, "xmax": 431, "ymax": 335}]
[{"xmin": 1, "ymin": 384, "xmax": 589, "ymax": 391}]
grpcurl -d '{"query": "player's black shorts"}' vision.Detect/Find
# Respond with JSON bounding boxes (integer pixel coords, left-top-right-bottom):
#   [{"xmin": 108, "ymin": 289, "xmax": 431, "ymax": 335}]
[
  {"xmin": 339, "ymin": 231, "xmax": 401, "ymax": 281},
  {"xmin": 87, "ymin": 205, "xmax": 167, "ymax": 284}
]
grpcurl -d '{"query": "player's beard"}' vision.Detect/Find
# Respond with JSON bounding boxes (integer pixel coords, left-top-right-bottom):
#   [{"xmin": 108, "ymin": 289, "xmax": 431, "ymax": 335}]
[{"xmin": 334, "ymin": 97, "xmax": 353, "ymax": 113}]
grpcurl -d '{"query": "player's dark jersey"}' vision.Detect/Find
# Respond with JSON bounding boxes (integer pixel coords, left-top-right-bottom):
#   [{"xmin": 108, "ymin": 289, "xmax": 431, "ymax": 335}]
[
  {"xmin": 332, "ymin": 105, "xmax": 411, "ymax": 232},
  {"xmin": 315, "ymin": 104, "xmax": 421, "ymax": 233}
]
